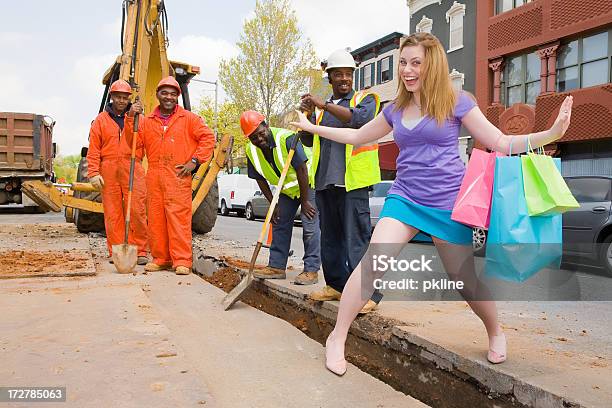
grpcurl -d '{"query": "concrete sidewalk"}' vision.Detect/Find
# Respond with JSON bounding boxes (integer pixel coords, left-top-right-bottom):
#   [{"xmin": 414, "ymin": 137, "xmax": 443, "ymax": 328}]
[
  {"xmin": 195, "ymin": 236, "xmax": 612, "ymax": 408},
  {"xmin": 0, "ymin": 242, "xmax": 427, "ymax": 407}
]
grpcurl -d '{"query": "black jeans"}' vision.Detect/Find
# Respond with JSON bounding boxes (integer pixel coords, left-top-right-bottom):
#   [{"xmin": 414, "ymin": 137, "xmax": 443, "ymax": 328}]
[
  {"xmin": 269, "ymin": 189, "xmax": 321, "ymax": 272},
  {"xmin": 316, "ymin": 186, "xmax": 383, "ymax": 303}
]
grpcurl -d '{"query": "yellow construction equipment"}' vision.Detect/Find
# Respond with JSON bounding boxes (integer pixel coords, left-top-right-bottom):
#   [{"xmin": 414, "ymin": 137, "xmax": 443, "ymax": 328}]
[{"xmin": 22, "ymin": 0, "xmax": 231, "ymax": 234}]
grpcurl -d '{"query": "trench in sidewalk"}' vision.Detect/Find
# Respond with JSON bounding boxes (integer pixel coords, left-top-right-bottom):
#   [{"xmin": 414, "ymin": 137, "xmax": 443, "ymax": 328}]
[{"xmin": 194, "ymin": 258, "xmax": 542, "ymax": 408}]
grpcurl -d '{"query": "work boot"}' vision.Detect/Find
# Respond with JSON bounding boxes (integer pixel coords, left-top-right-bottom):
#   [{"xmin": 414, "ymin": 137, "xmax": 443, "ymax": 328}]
[
  {"xmin": 144, "ymin": 262, "xmax": 171, "ymax": 272},
  {"xmin": 358, "ymin": 300, "xmax": 378, "ymax": 315},
  {"xmin": 294, "ymin": 271, "xmax": 318, "ymax": 285},
  {"xmin": 175, "ymin": 266, "xmax": 191, "ymax": 275},
  {"xmin": 253, "ymin": 266, "xmax": 286, "ymax": 279},
  {"xmin": 308, "ymin": 285, "xmax": 341, "ymax": 301},
  {"xmin": 137, "ymin": 256, "xmax": 148, "ymax": 266}
]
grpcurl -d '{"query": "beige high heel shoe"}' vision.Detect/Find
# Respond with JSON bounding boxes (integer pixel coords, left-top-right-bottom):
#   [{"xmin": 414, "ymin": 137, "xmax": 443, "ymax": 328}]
[
  {"xmin": 325, "ymin": 334, "xmax": 347, "ymax": 376},
  {"xmin": 487, "ymin": 331, "xmax": 507, "ymax": 364}
]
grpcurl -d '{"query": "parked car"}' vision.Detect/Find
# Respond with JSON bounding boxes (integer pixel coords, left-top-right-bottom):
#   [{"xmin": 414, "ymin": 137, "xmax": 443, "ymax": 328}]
[
  {"xmin": 244, "ymin": 186, "xmax": 301, "ymax": 221},
  {"xmin": 472, "ymin": 176, "xmax": 612, "ymax": 274},
  {"xmin": 369, "ymin": 181, "xmax": 393, "ymax": 228},
  {"xmin": 218, "ymin": 174, "xmax": 260, "ymax": 216}
]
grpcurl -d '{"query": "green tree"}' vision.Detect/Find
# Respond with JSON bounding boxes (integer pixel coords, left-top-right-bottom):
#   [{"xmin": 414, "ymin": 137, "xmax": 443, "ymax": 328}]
[
  {"xmin": 197, "ymin": 97, "xmax": 246, "ymax": 159},
  {"xmin": 219, "ymin": 0, "xmax": 318, "ymax": 125},
  {"xmin": 53, "ymin": 154, "xmax": 81, "ymax": 183}
]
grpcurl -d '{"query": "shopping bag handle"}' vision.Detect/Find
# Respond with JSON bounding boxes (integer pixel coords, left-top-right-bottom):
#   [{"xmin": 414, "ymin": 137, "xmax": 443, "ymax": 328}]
[{"xmin": 526, "ymin": 134, "xmax": 545, "ymax": 155}]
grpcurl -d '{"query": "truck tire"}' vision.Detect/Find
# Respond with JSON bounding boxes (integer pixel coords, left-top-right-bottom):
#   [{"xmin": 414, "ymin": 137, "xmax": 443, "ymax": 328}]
[
  {"xmin": 192, "ymin": 180, "xmax": 218, "ymax": 234},
  {"xmin": 72, "ymin": 156, "xmax": 105, "ymax": 233},
  {"xmin": 220, "ymin": 199, "xmax": 229, "ymax": 216}
]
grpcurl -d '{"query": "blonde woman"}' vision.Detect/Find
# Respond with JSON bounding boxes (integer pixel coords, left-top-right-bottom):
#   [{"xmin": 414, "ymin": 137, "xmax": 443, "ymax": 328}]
[{"xmin": 291, "ymin": 32, "xmax": 573, "ymax": 376}]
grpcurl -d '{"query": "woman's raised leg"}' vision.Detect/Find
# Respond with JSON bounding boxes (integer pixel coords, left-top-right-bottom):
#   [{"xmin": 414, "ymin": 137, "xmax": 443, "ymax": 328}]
[{"xmin": 432, "ymin": 238, "xmax": 506, "ymax": 363}]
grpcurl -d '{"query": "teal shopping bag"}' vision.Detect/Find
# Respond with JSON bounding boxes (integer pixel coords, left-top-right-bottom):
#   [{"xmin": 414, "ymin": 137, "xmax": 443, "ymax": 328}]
[{"xmin": 485, "ymin": 155, "xmax": 562, "ymax": 282}]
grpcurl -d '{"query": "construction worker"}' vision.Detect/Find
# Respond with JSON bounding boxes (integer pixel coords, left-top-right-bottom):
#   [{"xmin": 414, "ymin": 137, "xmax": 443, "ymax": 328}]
[
  {"xmin": 87, "ymin": 79, "xmax": 148, "ymax": 265},
  {"xmin": 125, "ymin": 76, "xmax": 215, "ymax": 275},
  {"xmin": 241, "ymin": 111, "xmax": 321, "ymax": 284},
  {"xmin": 299, "ymin": 49, "xmax": 382, "ymax": 314}
]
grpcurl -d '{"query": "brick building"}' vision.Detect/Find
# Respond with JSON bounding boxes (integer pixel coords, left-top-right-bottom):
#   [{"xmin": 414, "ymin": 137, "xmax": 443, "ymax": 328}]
[{"xmin": 476, "ymin": 0, "xmax": 612, "ymax": 175}]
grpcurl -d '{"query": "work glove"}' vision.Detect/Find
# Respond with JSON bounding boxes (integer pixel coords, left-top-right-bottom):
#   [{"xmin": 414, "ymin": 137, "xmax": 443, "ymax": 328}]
[{"xmin": 90, "ymin": 174, "xmax": 104, "ymax": 191}]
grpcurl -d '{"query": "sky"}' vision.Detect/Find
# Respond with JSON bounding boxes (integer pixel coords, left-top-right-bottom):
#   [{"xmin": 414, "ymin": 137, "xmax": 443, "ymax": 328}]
[{"xmin": 1, "ymin": 1, "xmax": 410, "ymax": 155}]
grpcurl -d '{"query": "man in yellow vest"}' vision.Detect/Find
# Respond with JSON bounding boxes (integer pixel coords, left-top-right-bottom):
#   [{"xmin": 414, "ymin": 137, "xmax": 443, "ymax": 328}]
[
  {"xmin": 241, "ymin": 110, "xmax": 321, "ymax": 285},
  {"xmin": 299, "ymin": 49, "xmax": 382, "ymax": 314}
]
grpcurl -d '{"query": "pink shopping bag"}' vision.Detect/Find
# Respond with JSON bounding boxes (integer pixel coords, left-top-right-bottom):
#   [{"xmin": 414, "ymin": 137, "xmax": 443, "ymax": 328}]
[{"xmin": 451, "ymin": 149, "xmax": 502, "ymax": 229}]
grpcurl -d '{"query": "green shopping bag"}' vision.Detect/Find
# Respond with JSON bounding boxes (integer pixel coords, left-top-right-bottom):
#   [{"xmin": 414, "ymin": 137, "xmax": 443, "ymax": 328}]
[{"xmin": 521, "ymin": 140, "xmax": 579, "ymax": 216}]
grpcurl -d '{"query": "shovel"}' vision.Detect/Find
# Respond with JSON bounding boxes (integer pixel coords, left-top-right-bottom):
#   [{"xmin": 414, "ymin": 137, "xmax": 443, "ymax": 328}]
[
  {"xmin": 222, "ymin": 132, "xmax": 302, "ymax": 310},
  {"xmin": 112, "ymin": 113, "xmax": 140, "ymax": 273}
]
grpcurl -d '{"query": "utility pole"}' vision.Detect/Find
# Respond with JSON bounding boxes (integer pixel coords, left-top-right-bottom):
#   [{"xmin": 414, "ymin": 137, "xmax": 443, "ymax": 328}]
[{"xmin": 191, "ymin": 78, "xmax": 219, "ymax": 138}]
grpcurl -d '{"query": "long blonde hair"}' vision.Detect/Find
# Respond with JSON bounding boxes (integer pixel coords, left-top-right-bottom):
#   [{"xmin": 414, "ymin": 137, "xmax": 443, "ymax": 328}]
[{"xmin": 394, "ymin": 33, "xmax": 456, "ymax": 125}]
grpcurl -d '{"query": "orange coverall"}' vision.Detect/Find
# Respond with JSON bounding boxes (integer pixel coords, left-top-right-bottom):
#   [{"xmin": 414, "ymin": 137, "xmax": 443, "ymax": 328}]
[
  {"xmin": 87, "ymin": 110, "xmax": 148, "ymax": 257},
  {"xmin": 124, "ymin": 105, "xmax": 215, "ymax": 268}
]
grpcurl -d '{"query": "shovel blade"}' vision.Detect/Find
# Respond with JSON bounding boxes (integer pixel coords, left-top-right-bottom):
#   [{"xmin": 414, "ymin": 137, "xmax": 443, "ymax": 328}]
[
  {"xmin": 112, "ymin": 244, "xmax": 138, "ymax": 274},
  {"xmin": 222, "ymin": 272, "xmax": 254, "ymax": 310}
]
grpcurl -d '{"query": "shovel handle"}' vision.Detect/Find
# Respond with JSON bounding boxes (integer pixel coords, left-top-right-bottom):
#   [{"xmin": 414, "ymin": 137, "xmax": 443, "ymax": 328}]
[
  {"xmin": 256, "ymin": 134, "xmax": 301, "ymax": 245},
  {"xmin": 123, "ymin": 114, "xmax": 139, "ymax": 244}
]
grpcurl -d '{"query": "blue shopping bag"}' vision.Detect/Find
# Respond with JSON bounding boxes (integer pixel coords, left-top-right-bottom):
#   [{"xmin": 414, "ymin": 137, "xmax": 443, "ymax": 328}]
[{"xmin": 485, "ymin": 155, "xmax": 562, "ymax": 282}]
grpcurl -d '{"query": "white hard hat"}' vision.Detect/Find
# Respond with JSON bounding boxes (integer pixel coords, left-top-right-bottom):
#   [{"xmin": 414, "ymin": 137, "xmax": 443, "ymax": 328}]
[{"xmin": 325, "ymin": 49, "xmax": 356, "ymax": 72}]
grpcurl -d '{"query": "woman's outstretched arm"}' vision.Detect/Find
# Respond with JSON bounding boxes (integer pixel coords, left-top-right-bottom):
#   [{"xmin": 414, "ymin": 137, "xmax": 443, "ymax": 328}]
[
  {"xmin": 290, "ymin": 110, "xmax": 392, "ymax": 145},
  {"xmin": 462, "ymin": 95, "xmax": 573, "ymax": 154}
]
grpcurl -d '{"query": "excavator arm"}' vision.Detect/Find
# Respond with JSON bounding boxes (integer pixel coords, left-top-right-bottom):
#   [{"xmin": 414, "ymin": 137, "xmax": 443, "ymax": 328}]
[{"xmin": 21, "ymin": 0, "xmax": 230, "ymax": 234}]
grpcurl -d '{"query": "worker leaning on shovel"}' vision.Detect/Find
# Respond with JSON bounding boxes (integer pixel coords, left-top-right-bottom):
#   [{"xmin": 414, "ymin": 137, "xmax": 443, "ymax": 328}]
[
  {"xmin": 124, "ymin": 76, "xmax": 215, "ymax": 275},
  {"xmin": 87, "ymin": 79, "xmax": 149, "ymax": 266},
  {"xmin": 241, "ymin": 111, "xmax": 321, "ymax": 285}
]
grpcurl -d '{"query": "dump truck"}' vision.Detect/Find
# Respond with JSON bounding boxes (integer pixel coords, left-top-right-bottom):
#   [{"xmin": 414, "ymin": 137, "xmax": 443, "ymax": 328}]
[
  {"xmin": 0, "ymin": 112, "xmax": 57, "ymax": 211},
  {"xmin": 22, "ymin": 0, "xmax": 230, "ymax": 235}
]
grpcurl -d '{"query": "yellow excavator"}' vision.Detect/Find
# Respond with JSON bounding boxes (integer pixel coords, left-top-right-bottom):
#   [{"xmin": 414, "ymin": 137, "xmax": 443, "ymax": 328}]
[{"xmin": 22, "ymin": 0, "xmax": 230, "ymax": 234}]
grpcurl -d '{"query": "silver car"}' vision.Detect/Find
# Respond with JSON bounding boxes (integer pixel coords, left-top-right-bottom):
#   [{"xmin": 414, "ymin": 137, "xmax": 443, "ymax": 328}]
[
  {"xmin": 245, "ymin": 186, "xmax": 301, "ymax": 221},
  {"xmin": 369, "ymin": 181, "xmax": 393, "ymax": 228}
]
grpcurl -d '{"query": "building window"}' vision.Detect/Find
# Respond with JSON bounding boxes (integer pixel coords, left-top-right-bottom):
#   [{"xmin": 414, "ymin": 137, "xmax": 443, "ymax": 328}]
[
  {"xmin": 502, "ymin": 52, "xmax": 540, "ymax": 106},
  {"xmin": 449, "ymin": 69, "xmax": 464, "ymax": 91},
  {"xmin": 446, "ymin": 2, "xmax": 466, "ymax": 52},
  {"xmin": 495, "ymin": 0, "xmax": 533, "ymax": 15},
  {"xmin": 416, "ymin": 15, "xmax": 433, "ymax": 34},
  {"xmin": 557, "ymin": 30, "xmax": 611, "ymax": 92},
  {"xmin": 354, "ymin": 68, "xmax": 360, "ymax": 91},
  {"xmin": 362, "ymin": 63, "xmax": 374, "ymax": 88},
  {"xmin": 377, "ymin": 56, "xmax": 393, "ymax": 84}
]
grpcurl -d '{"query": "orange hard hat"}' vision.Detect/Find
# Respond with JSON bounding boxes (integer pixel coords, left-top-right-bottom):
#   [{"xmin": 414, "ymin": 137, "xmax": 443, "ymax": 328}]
[
  {"xmin": 156, "ymin": 76, "xmax": 181, "ymax": 95},
  {"xmin": 240, "ymin": 110, "xmax": 265, "ymax": 137},
  {"xmin": 109, "ymin": 79, "xmax": 132, "ymax": 94}
]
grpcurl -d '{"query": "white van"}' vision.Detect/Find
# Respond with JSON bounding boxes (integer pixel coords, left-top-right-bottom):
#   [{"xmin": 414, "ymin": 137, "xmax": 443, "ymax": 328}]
[{"xmin": 218, "ymin": 174, "xmax": 261, "ymax": 216}]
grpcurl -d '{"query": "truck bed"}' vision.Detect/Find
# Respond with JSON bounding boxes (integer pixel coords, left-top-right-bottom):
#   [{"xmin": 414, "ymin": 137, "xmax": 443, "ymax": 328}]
[{"xmin": 0, "ymin": 112, "xmax": 54, "ymax": 177}]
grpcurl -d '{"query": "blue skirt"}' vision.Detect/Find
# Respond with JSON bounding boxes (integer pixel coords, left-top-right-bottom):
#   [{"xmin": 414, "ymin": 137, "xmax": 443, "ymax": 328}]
[{"xmin": 379, "ymin": 194, "xmax": 472, "ymax": 245}]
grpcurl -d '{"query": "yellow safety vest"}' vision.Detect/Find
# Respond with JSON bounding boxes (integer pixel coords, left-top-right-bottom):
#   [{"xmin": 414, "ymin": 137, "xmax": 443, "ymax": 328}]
[
  {"xmin": 245, "ymin": 127, "xmax": 311, "ymax": 199},
  {"xmin": 310, "ymin": 91, "xmax": 381, "ymax": 191}
]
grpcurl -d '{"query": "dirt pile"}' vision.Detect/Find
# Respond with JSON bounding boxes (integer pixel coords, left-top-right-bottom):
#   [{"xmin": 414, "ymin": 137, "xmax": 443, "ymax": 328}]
[
  {"xmin": 220, "ymin": 256, "xmax": 267, "ymax": 271},
  {"xmin": 202, "ymin": 267, "xmax": 241, "ymax": 292},
  {"xmin": 0, "ymin": 250, "xmax": 92, "ymax": 279}
]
